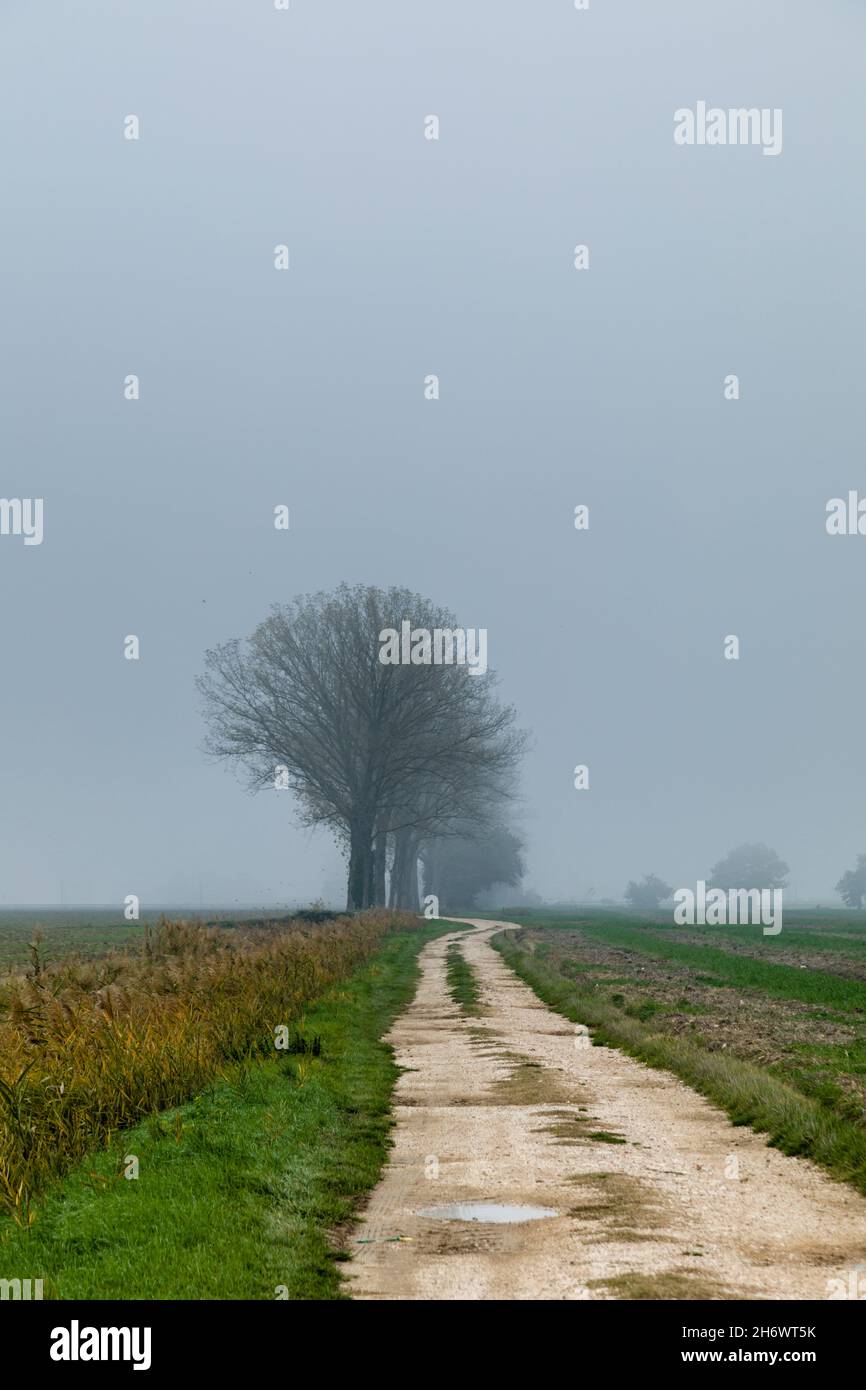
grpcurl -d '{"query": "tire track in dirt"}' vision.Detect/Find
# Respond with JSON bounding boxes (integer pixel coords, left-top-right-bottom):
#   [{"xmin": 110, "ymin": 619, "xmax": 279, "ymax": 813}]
[{"xmin": 346, "ymin": 919, "xmax": 866, "ymax": 1300}]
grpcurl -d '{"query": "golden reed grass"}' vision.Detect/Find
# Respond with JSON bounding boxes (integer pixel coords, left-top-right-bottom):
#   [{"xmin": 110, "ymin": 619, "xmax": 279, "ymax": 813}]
[{"xmin": 0, "ymin": 909, "xmax": 419, "ymax": 1222}]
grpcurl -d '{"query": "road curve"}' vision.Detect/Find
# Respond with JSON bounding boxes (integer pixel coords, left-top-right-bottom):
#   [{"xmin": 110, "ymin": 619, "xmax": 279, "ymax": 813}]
[{"xmin": 346, "ymin": 919, "xmax": 866, "ymax": 1300}]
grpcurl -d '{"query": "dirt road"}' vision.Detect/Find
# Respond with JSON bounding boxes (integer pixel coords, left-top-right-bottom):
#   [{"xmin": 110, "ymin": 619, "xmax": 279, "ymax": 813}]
[{"xmin": 346, "ymin": 919, "xmax": 866, "ymax": 1300}]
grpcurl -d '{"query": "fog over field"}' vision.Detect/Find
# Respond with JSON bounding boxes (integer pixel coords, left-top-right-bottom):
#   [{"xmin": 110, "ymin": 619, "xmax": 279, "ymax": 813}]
[{"xmin": 2, "ymin": 0, "xmax": 864, "ymax": 907}]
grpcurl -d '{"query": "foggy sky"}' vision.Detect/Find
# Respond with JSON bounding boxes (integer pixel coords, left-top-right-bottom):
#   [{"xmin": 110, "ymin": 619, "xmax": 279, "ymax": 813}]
[{"xmin": 1, "ymin": 0, "xmax": 863, "ymax": 907}]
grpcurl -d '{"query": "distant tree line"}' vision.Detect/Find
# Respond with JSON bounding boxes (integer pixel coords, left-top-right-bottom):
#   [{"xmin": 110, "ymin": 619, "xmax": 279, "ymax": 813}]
[
  {"xmin": 624, "ymin": 843, "xmax": 790, "ymax": 909},
  {"xmin": 624, "ymin": 845, "xmax": 866, "ymax": 911}
]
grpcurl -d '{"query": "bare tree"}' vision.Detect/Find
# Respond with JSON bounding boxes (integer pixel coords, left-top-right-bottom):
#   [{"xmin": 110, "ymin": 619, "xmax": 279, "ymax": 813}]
[
  {"xmin": 422, "ymin": 821, "xmax": 525, "ymax": 910},
  {"xmin": 197, "ymin": 583, "xmax": 525, "ymax": 910},
  {"xmin": 386, "ymin": 757, "xmax": 521, "ymax": 911}
]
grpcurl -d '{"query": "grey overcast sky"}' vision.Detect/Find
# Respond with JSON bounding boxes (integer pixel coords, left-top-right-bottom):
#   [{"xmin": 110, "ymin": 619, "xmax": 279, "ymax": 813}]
[{"xmin": 1, "ymin": 0, "xmax": 864, "ymax": 906}]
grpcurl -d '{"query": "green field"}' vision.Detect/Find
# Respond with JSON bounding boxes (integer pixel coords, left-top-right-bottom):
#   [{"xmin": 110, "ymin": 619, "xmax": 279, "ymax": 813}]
[
  {"xmin": 0, "ymin": 907, "xmax": 296, "ymax": 970},
  {"xmin": 0, "ymin": 910, "xmax": 149, "ymax": 969}
]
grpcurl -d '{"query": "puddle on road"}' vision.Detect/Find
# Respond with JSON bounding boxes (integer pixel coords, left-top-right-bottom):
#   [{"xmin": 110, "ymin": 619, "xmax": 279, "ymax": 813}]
[{"xmin": 418, "ymin": 1202, "xmax": 558, "ymax": 1224}]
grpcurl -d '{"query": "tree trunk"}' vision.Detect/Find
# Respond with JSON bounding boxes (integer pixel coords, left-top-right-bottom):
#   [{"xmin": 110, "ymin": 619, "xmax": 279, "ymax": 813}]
[
  {"xmin": 347, "ymin": 816, "xmax": 374, "ymax": 910},
  {"xmin": 365, "ymin": 847, "xmax": 376, "ymax": 909},
  {"xmin": 420, "ymin": 844, "xmax": 438, "ymax": 906},
  {"xmin": 372, "ymin": 817, "xmax": 388, "ymax": 906},
  {"xmin": 403, "ymin": 840, "xmax": 420, "ymax": 912},
  {"xmin": 390, "ymin": 830, "xmax": 421, "ymax": 911},
  {"xmin": 390, "ymin": 828, "xmax": 408, "ymax": 908}
]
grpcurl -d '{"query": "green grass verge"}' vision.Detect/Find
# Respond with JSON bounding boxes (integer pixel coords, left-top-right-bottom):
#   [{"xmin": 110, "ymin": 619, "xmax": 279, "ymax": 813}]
[
  {"xmin": 0, "ymin": 925, "xmax": 445, "ymax": 1300},
  {"xmin": 492, "ymin": 928, "xmax": 866, "ymax": 1196},
  {"xmin": 445, "ymin": 941, "xmax": 482, "ymax": 1016}
]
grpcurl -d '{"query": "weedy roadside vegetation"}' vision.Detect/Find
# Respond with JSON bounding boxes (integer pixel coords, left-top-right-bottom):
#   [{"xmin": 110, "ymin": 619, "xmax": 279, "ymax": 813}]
[{"xmin": 0, "ymin": 909, "xmax": 419, "ymax": 1220}]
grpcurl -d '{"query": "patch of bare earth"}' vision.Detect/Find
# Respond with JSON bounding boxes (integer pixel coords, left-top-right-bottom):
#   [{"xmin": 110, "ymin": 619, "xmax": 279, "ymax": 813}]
[
  {"xmin": 346, "ymin": 921, "xmax": 866, "ymax": 1301},
  {"xmin": 534, "ymin": 929, "xmax": 861, "ymax": 1057}
]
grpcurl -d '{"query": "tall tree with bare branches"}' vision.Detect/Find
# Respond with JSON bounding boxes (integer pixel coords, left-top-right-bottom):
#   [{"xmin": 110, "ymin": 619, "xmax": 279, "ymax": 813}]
[{"xmin": 197, "ymin": 583, "xmax": 525, "ymax": 909}]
